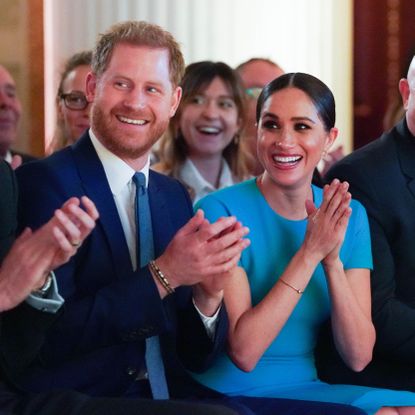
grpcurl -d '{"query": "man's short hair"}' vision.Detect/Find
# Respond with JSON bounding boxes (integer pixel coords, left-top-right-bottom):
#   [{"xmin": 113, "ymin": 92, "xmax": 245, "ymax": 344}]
[
  {"xmin": 92, "ymin": 20, "xmax": 185, "ymax": 87},
  {"xmin": 235, "ymin": 57, "xmax": 282, "ymax": 73}
]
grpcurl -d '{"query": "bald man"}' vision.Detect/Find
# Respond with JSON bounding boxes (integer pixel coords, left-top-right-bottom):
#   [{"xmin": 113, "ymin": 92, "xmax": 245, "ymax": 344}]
[
  {"xmin": 236, "ymin": 58, "xmax": 284, "ymax": 176},
  {"xmin": 318, "ymin": 55, "xmax": 415, "ymax": 391},
  {"xmin": 0, "ymin": 65, "xmax": 36, "ymax": 168}
]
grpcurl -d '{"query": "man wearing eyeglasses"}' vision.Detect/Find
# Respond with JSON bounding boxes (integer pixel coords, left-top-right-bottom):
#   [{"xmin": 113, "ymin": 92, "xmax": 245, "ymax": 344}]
[
  {"xmin": 0, "ymin": 65, "xmax": 36, "ymax": 168},
  {"xmin": 235, "ymin": 58, "xmax": 284, "ymax": 176}
]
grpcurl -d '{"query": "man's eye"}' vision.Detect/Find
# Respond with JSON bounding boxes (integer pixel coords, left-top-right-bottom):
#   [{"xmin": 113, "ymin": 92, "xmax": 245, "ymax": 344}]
[{"xmin": 115, "ymin": 81, "xmax": 128, "ymax": 88}]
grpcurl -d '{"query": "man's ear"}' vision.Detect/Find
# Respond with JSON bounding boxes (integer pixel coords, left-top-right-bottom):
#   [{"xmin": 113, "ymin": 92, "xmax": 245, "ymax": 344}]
[
  {"xmin": 169, "ymin": 86, "xmax": 182, "ymax": 118},
  {"xmin": 85, "ymin": 72, "xmax": 97, "ymax": 103},
  {"xmin": 399, "ymin": 78, "xmax": 410, "ymax": 110}
]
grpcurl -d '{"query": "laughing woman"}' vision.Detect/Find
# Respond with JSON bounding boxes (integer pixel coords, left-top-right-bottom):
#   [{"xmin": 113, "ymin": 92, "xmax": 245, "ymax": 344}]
[
  {"xmin": 153, "ymin": 61, "xmax": 250, "ymax": 203},
  {"xmin": 192, "ymin": 73, "xmax": 415, "ymax": 415}
]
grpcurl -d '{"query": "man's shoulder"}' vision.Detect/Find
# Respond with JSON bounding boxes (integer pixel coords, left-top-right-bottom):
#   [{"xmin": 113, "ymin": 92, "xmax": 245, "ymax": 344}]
[
  {"xmin": 328, "ymin": 129, "xmax": 397, "ymax": 182},
  {"xmin": 149, "ymin": 168, "xmax": 189, "ymax": 194},
  {"xmin": 10, "ymin": 149, "xmax": 37, "ymax": 163},
  {"xmin": 16, "ymin": 146, "xmax": 74, "ymax": 179}
]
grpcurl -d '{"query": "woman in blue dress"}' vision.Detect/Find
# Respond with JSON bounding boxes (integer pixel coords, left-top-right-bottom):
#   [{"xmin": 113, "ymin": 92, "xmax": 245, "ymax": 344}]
[{"xmin": 193, "ymin": 73, "xmax": 415, "ymax": 415}]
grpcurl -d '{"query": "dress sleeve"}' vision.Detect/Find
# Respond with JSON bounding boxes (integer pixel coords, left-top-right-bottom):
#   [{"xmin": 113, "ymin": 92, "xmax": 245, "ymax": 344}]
[{"xmin": 195, "ymin": 194, "xmax": 233, "ymax": 223}]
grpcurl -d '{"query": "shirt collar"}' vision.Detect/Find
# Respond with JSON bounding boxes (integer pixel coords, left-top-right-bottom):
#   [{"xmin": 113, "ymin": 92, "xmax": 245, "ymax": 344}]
[
  {"xmin": 89, "ymin": 128, "xmax": 150, "ymax": 195},
  {"xmin": 4, "ymin": 150, "xmax": 12, "ymax": 164},
  {"xmin": 180, "ymin": 158, "xmax": 234, "ymax": 195}
]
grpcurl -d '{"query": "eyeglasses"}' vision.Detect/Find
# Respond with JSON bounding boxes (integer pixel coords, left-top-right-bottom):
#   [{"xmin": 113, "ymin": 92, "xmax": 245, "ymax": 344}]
[
  {"xmin": 60, "ymin": 92, "xmax": 89, "ymax": 110},
  {"xmin": 245, "ymin": 87, "xmax": 263, "ymax": 100}
]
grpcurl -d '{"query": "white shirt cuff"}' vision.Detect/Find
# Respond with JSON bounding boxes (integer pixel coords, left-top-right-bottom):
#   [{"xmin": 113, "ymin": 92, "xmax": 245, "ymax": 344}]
[{"xmin": 192, "ymin": 297, "xmax": 221, "ymax": 340}]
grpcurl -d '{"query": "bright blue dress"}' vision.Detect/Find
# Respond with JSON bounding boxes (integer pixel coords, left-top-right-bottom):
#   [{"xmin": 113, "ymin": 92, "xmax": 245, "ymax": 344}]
[{"xmin": 192, "ymin": 179, "xmax": 415, "ymax": 415}]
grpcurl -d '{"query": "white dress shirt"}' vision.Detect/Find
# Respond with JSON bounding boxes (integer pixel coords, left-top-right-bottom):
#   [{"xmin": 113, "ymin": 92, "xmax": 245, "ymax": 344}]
[
  {"xmin": 178, "ymin": 158, "xmax": 235, "ymax": 204},
  {"xmin": 90, "ymin": 129, "xmax": 148, "ymax": 271}
]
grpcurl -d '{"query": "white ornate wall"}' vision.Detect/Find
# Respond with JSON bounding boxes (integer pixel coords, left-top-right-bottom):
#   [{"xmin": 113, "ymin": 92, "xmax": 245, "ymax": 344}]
[{"xmin": 44, "ymin": 0, "xmax": 352, "ymax": 152}]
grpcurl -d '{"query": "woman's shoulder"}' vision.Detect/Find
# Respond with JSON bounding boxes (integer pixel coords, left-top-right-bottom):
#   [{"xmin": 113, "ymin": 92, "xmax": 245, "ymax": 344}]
[
  {"xmin": 195, "ymin": 178, "xmax": 258, "ymax": 219},
  {"xmin": 200, "ymin": 178, "xmax": 256, "ymax": 204}
]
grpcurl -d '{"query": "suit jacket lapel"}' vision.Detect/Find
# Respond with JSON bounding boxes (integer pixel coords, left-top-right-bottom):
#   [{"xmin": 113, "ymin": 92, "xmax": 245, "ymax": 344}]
[
  {"xmin": 395, "ymin": 120, "xmax": 415, "ymax": 199},
  {"xmin": 71, "ymin": 133, "xmax": 133, "ymax": 278},
  {"xmin": 148, "ymin": 171, "xmax": 176, "ymax": 258}
]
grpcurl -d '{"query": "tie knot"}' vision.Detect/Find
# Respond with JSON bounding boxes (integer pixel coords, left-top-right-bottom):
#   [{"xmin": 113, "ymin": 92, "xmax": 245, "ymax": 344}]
[{"xmin": 133, "ymin": 172, "xmax": 146, "ymax": 195}]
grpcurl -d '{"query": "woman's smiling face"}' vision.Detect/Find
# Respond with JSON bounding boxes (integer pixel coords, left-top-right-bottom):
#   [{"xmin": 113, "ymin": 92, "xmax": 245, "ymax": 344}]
[
  {"xmin": 178, "ymin": 76, "xmax": 241, "ymax": 159},
  {"xmin": 257, "ymin": 87, "xmax": 336, "ymax": 189}
]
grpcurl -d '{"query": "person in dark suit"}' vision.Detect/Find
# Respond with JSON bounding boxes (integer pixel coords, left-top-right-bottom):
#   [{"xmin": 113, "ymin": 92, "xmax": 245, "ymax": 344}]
[
  {"xmin": 1, "ymin": 160, "xmax": 241, "ymax": 415},
  {"xmin": 13, "ymin": 20, "xmax": 366, "ymax": 415},
  {"xmin": 0, "ymin": 65, "xmax": 37, "ymax": 169},
  {"xmin": 317, "ymin": 55, "xmax": 415, "ymax": 391}
]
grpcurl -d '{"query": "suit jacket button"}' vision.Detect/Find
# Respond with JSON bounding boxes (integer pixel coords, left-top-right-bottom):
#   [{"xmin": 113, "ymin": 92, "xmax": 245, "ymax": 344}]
[
  {"xmin": 138, "ymin": 328, "xmax": 147, "ymax": 336},
  {"xmin": 135, "ymin": 368, "xmax": 148, "ymax": 380},
  {"xmin": 126, "ymin": 367, "xmax": 137, "ymax": 376}
]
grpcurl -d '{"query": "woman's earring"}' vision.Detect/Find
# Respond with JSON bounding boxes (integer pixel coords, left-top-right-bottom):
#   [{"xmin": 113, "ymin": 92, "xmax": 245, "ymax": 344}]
[
  {"xmin": 321, "ymin": 149, "xmax": 328, "ymax": 160},
  {"xmin": 234, "ymin": 133, "xmax": 240, "ymax": 145}
]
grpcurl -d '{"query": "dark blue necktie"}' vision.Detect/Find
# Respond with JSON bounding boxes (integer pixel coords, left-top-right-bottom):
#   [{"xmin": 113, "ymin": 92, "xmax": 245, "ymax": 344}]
[{"xmin": 133, "ymin": 172, "xmax": 169, "ymax": 399}]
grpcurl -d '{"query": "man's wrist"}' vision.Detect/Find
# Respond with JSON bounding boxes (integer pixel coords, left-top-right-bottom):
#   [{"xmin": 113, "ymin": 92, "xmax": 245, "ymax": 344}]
[
  {"xmin": 148, "ymin": 260, "xmax": 175, "ymax": 295},
  {"xmin": 32, "ymin": 272, "xmax": 53, "ymax": 297},
  {"xmin": 192, "ymin": 284, "xmax": 223, "ymax": 317}
]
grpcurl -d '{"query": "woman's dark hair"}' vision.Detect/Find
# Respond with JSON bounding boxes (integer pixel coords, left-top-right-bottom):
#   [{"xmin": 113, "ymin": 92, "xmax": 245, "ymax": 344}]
[
  {"xmin": 156, "ymin": 61, "xmax": 249, "ymax": 181},
  {"xmin": 256, "ymin": 72, "xmax": 336, "ymax": 131}
]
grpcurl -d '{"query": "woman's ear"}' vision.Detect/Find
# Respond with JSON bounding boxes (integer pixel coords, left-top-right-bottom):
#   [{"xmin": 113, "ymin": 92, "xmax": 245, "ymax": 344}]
[{"xmin": 324, "ymin": 127, "xmax": 338, "ymax": 153}]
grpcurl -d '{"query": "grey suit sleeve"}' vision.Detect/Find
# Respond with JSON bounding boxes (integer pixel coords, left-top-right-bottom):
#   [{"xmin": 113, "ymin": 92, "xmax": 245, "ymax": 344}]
[{"xmin": 25, "ymin": 273, "xmax": 64, "ymax": 313}]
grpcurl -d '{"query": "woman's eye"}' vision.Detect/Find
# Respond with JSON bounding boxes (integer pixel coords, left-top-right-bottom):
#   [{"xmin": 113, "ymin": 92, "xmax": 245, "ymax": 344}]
[
  {"xmin": 262, "ymin": 120, "xmax": 279, "ymax": 130},
  {"xmin": 295, "ymin": 123, "xmax": 310, "ymax": 131},
  {"xmin": 218, "ymin": 99, "xmax": 235, "ymax": 109},
  {"xmin": 190, "ymin": 95, "xmax": 205, "ymax": 105},
  {"xmin": 69, "ymin": 97, "xmax": 82, "ymax": 104}
]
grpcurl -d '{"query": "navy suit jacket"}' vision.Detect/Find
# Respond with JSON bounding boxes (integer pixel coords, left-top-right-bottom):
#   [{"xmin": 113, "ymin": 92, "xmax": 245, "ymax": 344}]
[
  {"xmin": 15, "ymin": 132, "xmax": 227, "ymax": 399},
  {"xmin": 316, "ymin": 118, "xmax": 415, "ymax": 390}
]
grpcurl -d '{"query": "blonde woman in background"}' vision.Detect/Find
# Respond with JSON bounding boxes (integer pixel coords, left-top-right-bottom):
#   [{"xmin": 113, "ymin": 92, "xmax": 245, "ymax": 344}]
[
  {"xmin": 47, "ymin": 51, "xmax": 92, "ymax": 154},
  {"xmin": 154, "ymin": 61, "xmax": 250, "ymax": 203}
]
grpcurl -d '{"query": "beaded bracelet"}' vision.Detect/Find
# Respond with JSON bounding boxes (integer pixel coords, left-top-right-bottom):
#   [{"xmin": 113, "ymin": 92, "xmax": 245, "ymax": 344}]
[
  {"xmin": 148, "ymin": 260, "xmax": 175, "ymax": 295},
  {"xmin": 278, "ymin": 278, "xmax": 304, "ymax": 295}
]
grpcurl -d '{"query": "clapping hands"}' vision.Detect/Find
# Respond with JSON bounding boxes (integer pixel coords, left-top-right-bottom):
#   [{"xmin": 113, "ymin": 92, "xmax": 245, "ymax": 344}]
[
  {"xmin": 0, "ymin": 196, "xmax": 98, "ymax": 311},
  {"xmin": 303, "ymin": 179, "xmax": 351, "ymax": 266}
]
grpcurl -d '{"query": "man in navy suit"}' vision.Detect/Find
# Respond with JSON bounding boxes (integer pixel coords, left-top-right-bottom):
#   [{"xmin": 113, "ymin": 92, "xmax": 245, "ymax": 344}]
[
  {"xmin": 0, "ymin": 161, "xmax": 239, "ymax": 415},
  {"xmin": 15, "ymin": 20, "xmax": 365, "ymax": 415},
  {"xmin": 317, "ymin": 56, "xmax": 415, "ymax": 392}
]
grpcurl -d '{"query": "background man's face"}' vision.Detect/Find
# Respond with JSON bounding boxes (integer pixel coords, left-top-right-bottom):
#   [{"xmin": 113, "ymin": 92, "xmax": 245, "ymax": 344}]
[{"xmin": 0, "ymin": 66, "xmax": 22, "ymax": 155}]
